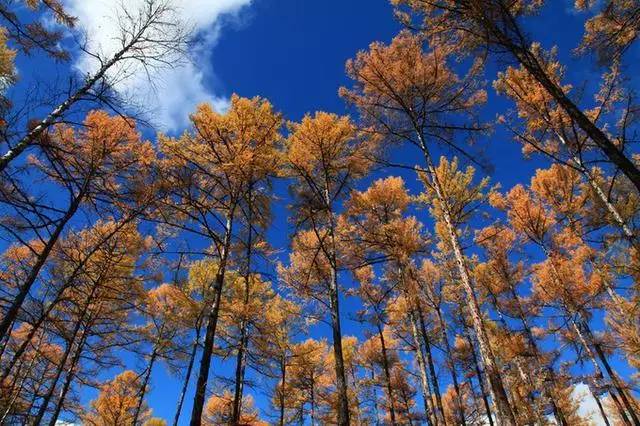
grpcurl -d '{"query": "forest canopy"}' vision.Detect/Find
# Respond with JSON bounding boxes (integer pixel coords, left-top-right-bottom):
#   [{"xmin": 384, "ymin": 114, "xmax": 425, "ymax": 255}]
[{"xmin": 1, "ymin": 0, "xmax": 640, "ymax": 425}]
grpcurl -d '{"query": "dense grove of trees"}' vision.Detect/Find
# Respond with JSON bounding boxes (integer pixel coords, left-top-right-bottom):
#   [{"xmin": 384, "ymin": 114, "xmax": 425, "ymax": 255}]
[{"xmin": 1, "ymin": 0, "xmax": 640, "ymax": 425}]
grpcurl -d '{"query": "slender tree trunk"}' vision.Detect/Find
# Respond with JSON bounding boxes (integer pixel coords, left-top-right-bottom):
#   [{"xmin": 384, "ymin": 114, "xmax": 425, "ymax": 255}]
[
  {"xmin": 464, "ymin": 332, "xmax": 495, "ymax": 426},
  {"xmin": 417, "ymin": 308, "xmax": 447, "ymax": 426},
  {"xmin": 31, "ymin": 273, "xmax": 98, "ymax": 426},
  {"xmin": 232, "ymin": 212, "xmax": 253, "ymax": 425},
  {"xmin": 190, "ymin": 212, "xmax": 234, "ymax": 426},
  {"xmin": 46, "ymin": 329, "xmax": 89, "ymax": 426},
  {"xmin": 173, "ymin": 328, "xmax": 200, "ymax": 426},
  {"xmin": 507, "ymin": 286, "xmax": 567, "ymax": 425},
  {"xmin": 475, "ymin": 6, "xmax": 640, "ymax": 193},
  {"xmin": 132, "ymin": 347, "xmax": 158, "ymax": 425},
  {"xmin": 231, "ymin": 315, "xmax": 249, "ymax": 424},
  {"xmin": 0, "ymin": 25, "xmax": 147, "ymax": 173},
  {"xmin": 582, "ymin": 320, "xmax": 640, "ymax": 425},
  {"xmin": 589, "ymin": 376, "xmax": 612, "ymax": 426},
  {"xmin": 397, "ymin": 379, "xmax": 415, "ymax": 426},
  {"xmin": 279, "ymin": 355, "xmax": 287, "ymax": 426},
  {"xmin": 371, "ymin": 368, "xmax": 381, "ymax": 426},
  {"xmin": 0, "ymin": 183, "xmax": 87, "ymax": 341},
  {"xmin": 376, "ymin": 322, "xmax": 397, "ymax": 426},
  {"xmin": 0, "ymin": 320, "xmax": 15, "ymax": 360},
  {"xmin": 415, "ymin": 136, "xmax": 517, "ymax": 425},
  {"xmin": 433, "ymin": 306, "xmax": 466, "ymax": 426},
  {"xmin": 349, "ymin": 365, "xmax": 363, "ymax": 426},
  {"xmin": 325, "ymin": 200, "xmax": 351, "ymax": 426},
  {"xmin": 408, "ymin": 309, "xmax": 436, "ymax": 426},
  {"xmin": 571, "ymin": 318, "xmax": 631, "ymax": 425},
  {"xmin": 310, "ymin": 378, "xmax": 316, "ymax": 426}
]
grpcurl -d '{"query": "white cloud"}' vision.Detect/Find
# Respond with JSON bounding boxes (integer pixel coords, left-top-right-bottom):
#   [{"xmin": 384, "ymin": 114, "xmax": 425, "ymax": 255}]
[{"xmin": 63, "ymin": 0, "xmax": 252, "ymax": 131}]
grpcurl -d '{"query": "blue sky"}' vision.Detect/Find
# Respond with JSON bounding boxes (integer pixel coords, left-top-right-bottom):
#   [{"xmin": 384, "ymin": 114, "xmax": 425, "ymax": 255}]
[{"xmin": 12, "ymin": 0, "xmax": 640, "ymax": 424}]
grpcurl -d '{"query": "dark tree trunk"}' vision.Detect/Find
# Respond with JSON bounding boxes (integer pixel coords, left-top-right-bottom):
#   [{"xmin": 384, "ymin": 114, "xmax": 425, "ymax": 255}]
[
  {"xmin": 46, "ymin": 329, "xmax": 89, "ymax": 426},
  {"xmin": 173, "ymin": 329, "xmax": 200, "ymax": 426},
  {"xmin": 232, "ymin": 215, "xmax": 253, "ymax": 425},
  {"xmin": 279, "ymin": 355, "xmax": 287, "ymax": 426},
  {"xmin": 470, "ymin": 3, "xmax": 640, "ymax": 193},
  {"xmin": 189, "ymin": 213, "xmax": 234, "ymax": 426},
  {"xmin": 0, "ymin": 183, "xmax": 87, "ymax": 341},
  {"xmin": 132, "ymin": 347, "xmax": 158, "ymax": 425},
  {"xmin": 377, "ymin": 322, "xmax": 397, "ymax": 426}
]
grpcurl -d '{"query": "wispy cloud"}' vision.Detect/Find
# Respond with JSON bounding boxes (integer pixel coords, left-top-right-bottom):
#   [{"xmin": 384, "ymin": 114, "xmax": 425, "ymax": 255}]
[{"xmin": 63, "ymin": 0, "xmax": 253, "ymax": 131}]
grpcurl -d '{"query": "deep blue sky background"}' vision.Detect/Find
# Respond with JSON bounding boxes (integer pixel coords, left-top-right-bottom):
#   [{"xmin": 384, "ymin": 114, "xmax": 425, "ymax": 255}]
[{"xmin": 13, "ymin": 0, "xmax": 638, "ymax": 423}]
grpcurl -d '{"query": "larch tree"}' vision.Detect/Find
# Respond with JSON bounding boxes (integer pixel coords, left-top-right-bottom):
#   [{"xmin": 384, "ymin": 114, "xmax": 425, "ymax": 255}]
[
  {"xmin": 257, "ymin": 294, "xmax": 304, "ymax": 426},
  {"xmin": 132, "ymin": 282, "xmax": 199, "ymax": 426},
  {"xmin": 157, "ymin": 95, "xmax": 282, "ymax": 426},
  {"xmin": 202, "ymin": 391, "xmax": 267, "ymax": 426},
  {"xmin": 576, "ymin": 0, "xmax": 640, "ymax": 64},
  {"xmin": 280, "ymin": 111, "xmax": 376, "ymax": 426},
  {"xmin": 82, "ymin": 370, "xmax": 153, "ymax": 426},
  {"xmin": 0, "ymin": 110, "xmax": 154, "ymax": 341},
  {"xmin": 0, "ymin": 0, "xmax": 189, "ymax": 173},
  {"xmin": 31, "ymin": 222, "xmax": 147, "ymax": 425},
  {"xmin": 493, "ymin": 44, "xmax": 639, "ymax": 243},
  {"xmin": 491, "ymin": 171, "xmax": 640, "ymax": 425},
  {"xmin": 474, "ymin": 224, "xmax": 568, "ymax": 425},
  {"xmin": 341, "ymin": 31, "xmax": 519, "ymax": 424},
  {"xmin": 339, "ymin": 175, "xmax": 440, "ymax": 424},
  {"xmin": 391, "ymin": 0, "xmax": 640, "ymax": 193}
]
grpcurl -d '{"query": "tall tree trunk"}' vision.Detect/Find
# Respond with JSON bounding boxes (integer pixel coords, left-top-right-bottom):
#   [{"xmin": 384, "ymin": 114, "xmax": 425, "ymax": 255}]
[
  {"xmin": 464, "ymin": 332, "xmax": 495, "ymax": 426},
  {"xmin": 507, "ymin": 286, "xmax": 567, "ymax": 426},
  {"xmin": 371, "ymin": 368, "xmax": 381, "ymax": 426},
  {"xmin": 232, "ymin": 212, "xmax": 253, "ymax": 425},
  {"xmin": 0, "ymin": 320, "xmax": 15, "ymax": 360},
  {"xmin": 417, "ymin": 307, "xmax": 447, "ymax": 426},
  {"xmin": 408, "ymin": 309, "xmax": 436, "ymax": 426},
  {"xmin": 582, "ymin": 320, "xmax": 640, "ymax": 425},
  {"xmin": 310, "ymin": 378, "xmax": 316, "ymax": 426},
  {"xmin": 324, "ymin": 196, "xmax": 351, "ymax": 426},
  {"xmin": 432, "ymin": 305, "xmax": 465, "ymax": 426},
  {"xmin": 31, "ymin": 270, "xmax": 99, "ymax": 426},
  {"xmin": 349, "ymin": 364, "xmax": 363, "ymax": 426},
  {"xmin": 173, "ymin": 328, "xmax": 200, "ymax": 426},
  {"xmin": 0, "ymin": 24, "xmax": 149, "ymax": 173},
  {"xmin": 46, "ymin": 329, "xmax": 90, "ymax": 426},
  {"xmin": 279, "ymin": 354, "xmax": 287, "ymax": 426},
  {"xmin": 190, "ymin": 212, "xmax": 234, "ymax": 426},
  {"xmin": 376, "ymin": 322, "xmax": 397, "ymax": 426},
  {"xmin": 0, "ymin": 182, "xmax": 88, "ymax": 341},
  {"xmin": 132, "ymin": 347, "xmax": 158, "ymax": 425},
  {"xmin": 415, "ymin": 135, "xmax": 517, "ymax": 425},
  {"xmin": 589, "ymin": 376, "xmax": 612, "ymax": 426},
  {"xmin": 473, "ymin": 5, "xmax": 640, "ymax": 193},
  {"xmin": 571, "ymin": 318, "xmax": 631, "ymax": 425}
]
